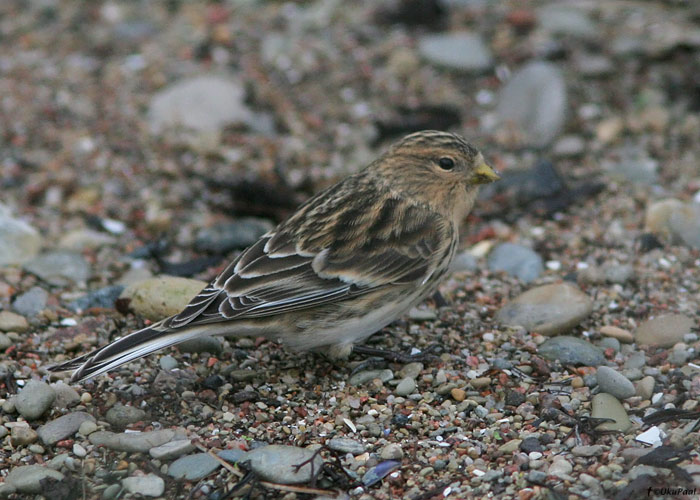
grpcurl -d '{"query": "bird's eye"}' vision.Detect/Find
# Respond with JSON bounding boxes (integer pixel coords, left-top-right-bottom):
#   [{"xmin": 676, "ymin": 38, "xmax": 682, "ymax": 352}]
[{"xmin": 438, "ymin": 157, "xmax": 455, "ymax": 170}]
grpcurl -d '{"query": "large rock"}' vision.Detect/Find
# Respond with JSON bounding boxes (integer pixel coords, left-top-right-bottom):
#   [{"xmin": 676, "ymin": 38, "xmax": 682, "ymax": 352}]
[{"xmin": 496, "ymin": 282, "xmax": 593, "ymax": 336}]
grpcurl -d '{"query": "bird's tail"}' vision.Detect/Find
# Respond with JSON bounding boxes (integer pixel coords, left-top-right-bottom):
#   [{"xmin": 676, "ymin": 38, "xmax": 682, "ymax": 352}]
[{"xmin": 48, "ymin": 321, "xmax": 216, "ymax": 383}]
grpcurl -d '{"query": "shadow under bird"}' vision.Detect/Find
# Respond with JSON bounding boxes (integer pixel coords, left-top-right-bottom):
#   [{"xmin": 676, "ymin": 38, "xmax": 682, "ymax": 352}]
[{"xmin": 50, "ymin": 130, "xmax": 500, "ymax": 382}]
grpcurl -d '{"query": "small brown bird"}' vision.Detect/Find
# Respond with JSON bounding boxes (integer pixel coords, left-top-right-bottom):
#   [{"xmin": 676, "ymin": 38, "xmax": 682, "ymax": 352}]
[{"xmin": 50, "ymin": 130, "xmax": 499, "ymax": 382}]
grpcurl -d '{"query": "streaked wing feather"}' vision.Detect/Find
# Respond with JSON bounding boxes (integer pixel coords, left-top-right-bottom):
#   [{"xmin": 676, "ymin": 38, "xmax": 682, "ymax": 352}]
[{"xmin": 166, "ymin": 193, "xmax": 451, "ymax": 329}]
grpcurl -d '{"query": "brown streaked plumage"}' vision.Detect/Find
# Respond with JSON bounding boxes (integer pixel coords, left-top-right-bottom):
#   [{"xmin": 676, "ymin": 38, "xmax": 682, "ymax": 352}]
[{"xmin": 49, "ymin": 130, "xmax": 499, "ymax": 382}]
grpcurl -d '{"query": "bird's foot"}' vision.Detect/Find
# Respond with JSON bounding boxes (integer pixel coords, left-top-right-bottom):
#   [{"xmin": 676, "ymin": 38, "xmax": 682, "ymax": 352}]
[{"xmin": 350, "ymin": 344, "xmax": 442, "ymax": 374}]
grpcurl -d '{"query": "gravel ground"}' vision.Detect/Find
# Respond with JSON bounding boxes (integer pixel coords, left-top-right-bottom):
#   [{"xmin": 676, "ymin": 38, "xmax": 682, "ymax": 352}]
[{"xmin": 1, "ymin": 1, "xmax": 700, "ymax": 499}]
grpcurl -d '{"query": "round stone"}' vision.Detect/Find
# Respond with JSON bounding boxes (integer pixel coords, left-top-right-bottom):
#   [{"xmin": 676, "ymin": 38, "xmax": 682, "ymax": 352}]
[
  {"xmin": 496, "ymin": 283, "xmax": 593, "ymax": 336},
  {"xmin": 635, "ymin": 314, "xmax": 694, "ymax": 347}
]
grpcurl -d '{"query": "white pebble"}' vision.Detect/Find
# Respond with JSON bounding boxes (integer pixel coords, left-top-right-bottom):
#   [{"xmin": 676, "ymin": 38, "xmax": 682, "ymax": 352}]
[{"xmin": 73, "ymin": 443, "xmax": 87, "ymax": 457}]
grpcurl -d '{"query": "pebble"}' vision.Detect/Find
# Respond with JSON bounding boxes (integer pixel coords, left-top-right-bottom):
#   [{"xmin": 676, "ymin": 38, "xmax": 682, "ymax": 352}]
[
  {"xmin": 600, "ymin": 326, "xmax": 634, "ymax": 343},
  {"xmin": 15, "ymin": 380, "xmax": 56, "ymax": 420},
  {"xmin": 12, "ymin": 287, "xmax": 48, "ymax": 317},
  {"xmin": 72, "ymin": 443, "xmax": 87, "ymax": 457},
  {"xmin": 58, "ymin": 228, "xmax": 116, "ymax": 251},
  {"xmin": 51, "ymin": 381, "xmax": 81, "ymax": 409},
  {"xmin": 591, "ymin": 393, "xmax": 631, "ymax": 432},
  {"xmin": 349, "ymin": 369, "xmax": 393, "ymax": 386},
  {"xmin": 571, "ymin": 445, "xmax": 603, "ymax": 457},
  {"xmin": 67, "ymin": 285, "xmax": 125, "ymax": 312},
  {"xmin": 450, "ymin": 388, "xmax": 466, "ymax": 401},
  {"xmin": 668, "ymin": 203, "xmax": 700, "ymax": 248},
  {"xmin": 494, "ymin": 61, "xmax": 567, "ymax": 147},
  {"xmin": 399, "ymin": 362, "xmax": 423, "ymax": 379},
  {"xmin": 0, "ymin": 311, "xmax": 29, "ymax": 333},
  {"xmin": 121, "ymin": 474, "xmax": 165, "ymax": 497},
  {"xmin": 0, "ymin": 205, "xmax": 42, "ymax": 266},
  {"xmin": 178, "ymin": 336, "xmax": 223, "ymax": 354},
  {"xmin": 149, "ymin": 439, "xmax": 195, "ymax": 460},
  {"xmin": 418, "ymin": 31, "xmax": 493, "ymax": 72},
  {"xmin": 11, "ymin": 426, "xmax": 38, "ymax": 446},
  {"xmin": 549, "ymin": 457, "xmax": 573, "ymax": 478},
  {"xmin": 450, "ymin": 251, "xmax": 478, "ymax": 272},
  {"xmin": 408, "ymin": 307, "xmax": 437, "ymax": 321},
  {"xmin": 598, "ymin": 337, "xmax": 620, "ymax": 353},
  {"xmin": 636, "ymin": 376, "xmax": 656, "ymax": 400},
  {"xmin": 79, "ymin": 420, "xmax": 98, "ymax": 436},
  {"xmin": 487, "ymin": 243, "xmax": 544, "ymax": 283},
  {"xmin": 105, "ymin": 404, "xmax": 147, "ymax": 427},
  {"xmin": 89, "ymin": 429, "xmax": 184, "ymax": 453},
  {"xmin": 167, "ymin": 453, "xmax": 221, "ymax": 480},
  {"xmin": 37, "ymin": 411, "xmax": 95, "ymax": 445},
  {"xmin": 246, "ymin": 445, "xmax": 324, "ymax": 484},
  {"xmin": 23, "ymin": 251, "xmax": 90, "ymax": 286},
  {"xmin": 635, "ymin": 314, "xmax": 694, "ymax": 347},
  {"xmin": 380, "ymin": 443, "xmax": 404, "ymax": 460},
  {"xmin": 148, "ymin": 75, "xmax": 253, "ymax": 135},
  {"xmin": 644, "ymin": 198, "xmax": 685, "ymax": 238},
  {"xmin": 603, "ymin": 149, "xmax": 658, "ymax": 185},
  {"xmin": 194, "ymin": 218, "xmax": 274, "ymax": 253},
  {"xmin": 159, "ymin": 355, "xmax": 178, "ymax": 371},
  {"xmin": 496, "ymin": 283, "xmax": 593, "ymax": 336},
  {"xmin": 537, "ymin": 5, "xmax": 598, "ymax": 39},
  {"xmin": 0, "ymin": 333, "xmax": 11, "ymax": 350},
  {"xmin": 119, "ymin": 276, "xmax": 207, "ymax": 321},
  {"xmin": 328, "ymin": 437, "xmax": 365, "ymax": 455},
  {"xmin": 394, "ymin": 377, "xmax": 417, "ymax": 396},
  {"xmin": 538, "ymin": 336, "xmax": 605, "ymax": 366},
  {"xmin": 4, "ymin": 465, "xmax": 64, "ymax": 494},
  {"xmin": 497, "ymin": 439, "xmax": 521, "ymax": 454},
  {"xmin": 218, "ymin": 449, "xmax": 248, "ymax": 464},
  {"xmin": 552, "ymin": 135, "xmax": 586, "ymax": 157},
  {"xmin": 596, "ymin": 366, "xmax": 635, "ymax": 400},
  {"xmin": 101, "ymin": 484, "xmax": 121, "ymax": 500},
  {"xmin": 470, "ymin": 377, "xmax": 491, "ymax": 389}
]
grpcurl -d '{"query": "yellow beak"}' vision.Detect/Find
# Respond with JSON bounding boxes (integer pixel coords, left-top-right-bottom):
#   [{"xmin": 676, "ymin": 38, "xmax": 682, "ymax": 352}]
[{"xmin": 472, "ymin": 161, "xmax": 500, "ymax": 185}]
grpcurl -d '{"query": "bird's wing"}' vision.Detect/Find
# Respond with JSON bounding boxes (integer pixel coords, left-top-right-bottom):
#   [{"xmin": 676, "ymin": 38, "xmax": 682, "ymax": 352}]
[{"xmin": 165, "ymin": 197, "xmax": 452, "ymax": 328}]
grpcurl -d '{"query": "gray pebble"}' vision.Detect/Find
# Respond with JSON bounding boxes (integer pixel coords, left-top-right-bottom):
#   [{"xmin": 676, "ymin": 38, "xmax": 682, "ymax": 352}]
[
  {"xmin": 121, "ymin": 474, "xmax": 165, "ymax": 497},
  {"xmin": 538, "ymin": 336, "xmax": 605, "ymax": 366},
  {"xmin": 15, "ymin": 380, "xmax": 56, "ymax": 420},
  {"xmin": 106, "ymin": 404, "xmax": 146, "ymax": 427},
  {"xmin": 418, "ymin": 32, "xmax": 493, "ymax": 72},
  {"xmin": 0, "ymin": 311, "xmax": 29, "ymax": 333},
  {"xmin": 5, "ymin": 465, "xmax": 64, "ymax": 494},
  {"xmin": 349, "ymin": 369, "xmax": 393, "ymax": 386},
  {"xmin": 591, "ymin": 393, "xmax": 631, "ymax": 432},
  {"xmin": 149, "ymin": 439, "xmax": 195, "ymax": 460},
  {"xmin": 598, "ymin": 337, "xmax": 620, "ymax": 353},
  {"xmin": 12, "ymin": 287, "xmax": 48, "ymax": 317},
  {"xmin": 89, "ymin": 429, "xmax": 184, "ymax": 453},
  {"xmin": 0, "ymin": 333, "xmax": 12, "ymax": 350},
  {"xmin": 497, "ymin": 283, "xmax": 593, "ymax": 336},
  {"xmin": 51, "ymin": 381, "xmax": 81, "ymax": 409},
  {"xmin": 37, "ymin": 411, "xmax": 95, "ymax": 445},
  {"xmin": 23, "ymin": 251, "xmax": 90, "ymax": 286},
  {"xmin": 0, "ymin": 207, "xmax": 42, "ymax": 266},
  {"xmin": 380, "ymin": 443, "xmax": 404, "ymax": 460},
  {"xmin": 488, "ymin": 243, "xmax": 544, "ymax": 283},
  {"xmin": 102, "ymin": 484, "xmax": 122, "ymax": 500},
  {"xmin": 159, "ymin": 355, "xmax": 178, "ymax": 371},
  {"xmin": 494, "ymin": 61, "xmax": 567, "ymax": 147},
  {"xmin": 11, "ymin": 426, "xmax": 38, "ymax": 446},
  {"xmin": 635, "ymin": 314, "xmax": 694, "ymax": 347},
  {"xmin": 394, "ymin": 377, "xmax": 417, "ymax": 396},
  {"xmin": 328, "ymin": 437, "xmax": 365, "ymax": 455},
  {"xmin": 596, "ymin": 366, "xmax": 635, "ymax": 399},
  {"xmin": 399, "ymin": 362, "xmax": 423, "ymax": 379},
  {"xmin": 218, "ymin": 449, "xmax": 249, "ymax": 464},
  {"xmin": 247, "ymin": 445, "xmax": 324, "ymax": 484},
  {"xmin": 167, "ymin": 453, "xmax": 221, "ymax": 480},
  {"xmin": 67, "ymin": 285, "xmax": 125, "ymax": 312},
  {"xmin": 178, "ymin": 336, "xmax": 223, "ymax": 354}
]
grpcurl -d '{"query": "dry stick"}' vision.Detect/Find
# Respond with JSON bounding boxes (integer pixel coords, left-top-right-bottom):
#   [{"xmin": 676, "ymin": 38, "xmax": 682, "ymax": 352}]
[{"xmin": 193, "ymin": 443, "xmax": 340, "ymax": 498}]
